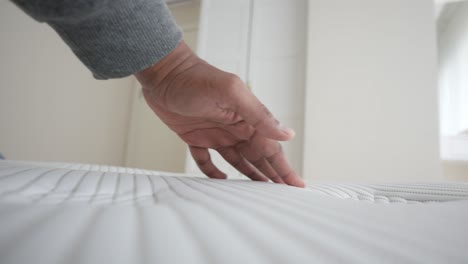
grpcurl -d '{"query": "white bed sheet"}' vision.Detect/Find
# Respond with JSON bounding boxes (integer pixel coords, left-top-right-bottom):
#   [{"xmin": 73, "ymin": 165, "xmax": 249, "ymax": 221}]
[{"xmin": 0, "ymin": 160, "xmax": 467, "ymax": 264}]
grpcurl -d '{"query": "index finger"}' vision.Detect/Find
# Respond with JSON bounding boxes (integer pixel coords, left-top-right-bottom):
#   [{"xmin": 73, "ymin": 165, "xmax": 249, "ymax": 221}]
[{"xmin": 265, "ymin": 146, "xmax": 305, "ymax": 188}]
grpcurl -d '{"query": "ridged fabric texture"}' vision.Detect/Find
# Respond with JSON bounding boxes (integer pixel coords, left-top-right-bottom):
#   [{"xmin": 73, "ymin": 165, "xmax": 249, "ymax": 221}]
[
  {"xmin": 307, "ymin": 183, "xmax": 468, "ymax": 203},
  {"xmin": 12, "ymin": 0, "xmax": 182, "ymax": 79},
  {"xmin": 1, "ymin": 160, "xmax": 468, "ymax": 264}
]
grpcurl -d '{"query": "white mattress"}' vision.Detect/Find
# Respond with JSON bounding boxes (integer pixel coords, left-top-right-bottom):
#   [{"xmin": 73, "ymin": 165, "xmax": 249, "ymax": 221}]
[{"xmin": 0, "ymin": 160, "xmax": 467, "ymax": 264}]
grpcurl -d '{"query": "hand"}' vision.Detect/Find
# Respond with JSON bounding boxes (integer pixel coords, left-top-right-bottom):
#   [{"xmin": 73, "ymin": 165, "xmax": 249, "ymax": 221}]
[{"xmin": 135, "ymin": 41, "xmax": 305, "ymax": 188}]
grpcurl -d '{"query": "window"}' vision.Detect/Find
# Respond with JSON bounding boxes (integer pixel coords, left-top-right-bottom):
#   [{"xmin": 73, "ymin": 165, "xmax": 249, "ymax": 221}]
[{"xmin": 438, "ymin": 2, "xmax": 468, "ymax": 160}]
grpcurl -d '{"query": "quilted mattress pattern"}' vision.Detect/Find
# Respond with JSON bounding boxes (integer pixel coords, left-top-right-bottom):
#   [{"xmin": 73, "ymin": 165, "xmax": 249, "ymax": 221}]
[{"xmin": 0, "ymin": 160, "xmax": 467, "ymax": 264}]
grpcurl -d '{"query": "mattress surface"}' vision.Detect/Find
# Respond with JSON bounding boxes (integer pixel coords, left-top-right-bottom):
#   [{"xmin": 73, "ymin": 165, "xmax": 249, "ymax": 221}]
[{"xmin": 0, "ymin": 160, "xmax": 467, "ymax": 264}]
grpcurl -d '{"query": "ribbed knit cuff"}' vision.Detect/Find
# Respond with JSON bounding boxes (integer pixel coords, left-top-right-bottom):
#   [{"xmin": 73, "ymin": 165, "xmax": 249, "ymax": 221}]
[{"xmin": 14, "ymin": 0, "xmax": 183, "ymax": 79}]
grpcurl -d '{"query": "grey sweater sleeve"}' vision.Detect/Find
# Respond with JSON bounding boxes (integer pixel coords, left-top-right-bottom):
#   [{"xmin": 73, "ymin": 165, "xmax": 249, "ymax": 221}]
[{"xmin": 12, "ymin": 0, "xmax": 183, "ymax": 79}]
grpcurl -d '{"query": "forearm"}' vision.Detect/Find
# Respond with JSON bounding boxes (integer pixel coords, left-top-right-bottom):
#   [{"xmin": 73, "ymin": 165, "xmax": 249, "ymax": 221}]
[{"xmin": 12, "ymin": 0, "xmax": 182, "ymax": 79}]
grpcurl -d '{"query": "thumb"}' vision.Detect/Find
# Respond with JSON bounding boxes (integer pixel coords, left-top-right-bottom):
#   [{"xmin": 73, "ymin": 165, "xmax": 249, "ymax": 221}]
[{"xmin": 234, "ymin": 87, "xmax": 295, "ymax": 141}]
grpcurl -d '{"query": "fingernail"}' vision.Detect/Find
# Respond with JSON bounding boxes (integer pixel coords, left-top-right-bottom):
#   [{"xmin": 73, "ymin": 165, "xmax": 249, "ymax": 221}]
[{"xmin": 278, "ymin": 124, "xmax": 295, "ymax": 137}]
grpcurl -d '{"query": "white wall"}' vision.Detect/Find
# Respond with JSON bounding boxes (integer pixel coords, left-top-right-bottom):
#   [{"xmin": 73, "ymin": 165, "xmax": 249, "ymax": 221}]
[
  {"xmin": 0, "ymin": 1, "xmax": 204, "ymax": 171},
  {"xmin": 0, "ymin": 1, "xmax": 134, "ymax": 166},
  {"xmin": 304, "ymin": 0, "xmax": 442, "ymax": 182}
]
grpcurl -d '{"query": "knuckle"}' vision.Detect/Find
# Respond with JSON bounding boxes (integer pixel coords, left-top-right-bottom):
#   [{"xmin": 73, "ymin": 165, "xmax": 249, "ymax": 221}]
[
  {"xmin": 269, "ymin": 175, "xmax": 282, "ymax": 182},
  {"xmin": 280, "ymin": 170, "xmax": 295, "ymax": 180},
  {"xmin": 268, "ymin": 153, "xmax": 282, "ymax": 163},
  {"xmin": 260, "ymin": 104, "xmax": 274, "ymax": 118},
  {"xmin": 182, "ymin": 135, "xmax": 198, "ymax": 147},
  {"xmin": 225, "ymin": 74, "xmax": 243, "ymax": 87},
  {"xmin": 265, "ymin": 142, "xmax": 282, "ymax": 157},
  {"xmin": 252, "ymin": 110, "xmax": 276, "ymax": 130},
  {"xmin": 223, "ymin": 74, "xmax": 244, "ymax": 94}
]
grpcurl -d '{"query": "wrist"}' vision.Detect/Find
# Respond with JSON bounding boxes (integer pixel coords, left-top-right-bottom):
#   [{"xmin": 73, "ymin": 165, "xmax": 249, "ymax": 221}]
[{"xmin": 134, "ymin": 41, "xmax": 197, "ymax": 91}]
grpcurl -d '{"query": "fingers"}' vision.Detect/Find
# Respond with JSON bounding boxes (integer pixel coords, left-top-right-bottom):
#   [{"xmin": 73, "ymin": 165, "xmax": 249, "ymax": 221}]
[
  {"xmin": 189, "ymin": 146, "xmax": 227, "ymax": 179},
  {"xmin": 250, "ymin": 158, "xmax": 286, "ymax": 184},
  {"xmin": 223, "ymin": 121, "xmax": 255, "ymax": 141},
  {"xmin": 216, "ymin": 147, "xmax": 269, "ymax": 182},
  {"xmin": 265, "ymin": 149, "xmax": 305, "ymax": 188},
  {"xmin": 236, "ymin": 133, "xmax": 305, "ymax": 188},
  {"xmin": 231, "ymin": 84, "xmax": 295, "ymax": 141}
]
